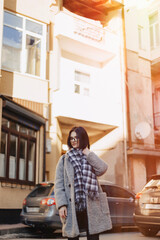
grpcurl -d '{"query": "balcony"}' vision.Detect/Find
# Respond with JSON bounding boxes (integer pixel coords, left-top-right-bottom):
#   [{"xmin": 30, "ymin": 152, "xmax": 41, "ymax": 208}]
[
  {"xmin": 54, "ymin": 12, "xmax": 118, "ymax": 65},
  {"xmin": 63, "ymin": 0, "xmax": 123, "ymax": 25},
  {"xmin": 0, "ymin": 70, "xmax": 48, "ymax": 104}
]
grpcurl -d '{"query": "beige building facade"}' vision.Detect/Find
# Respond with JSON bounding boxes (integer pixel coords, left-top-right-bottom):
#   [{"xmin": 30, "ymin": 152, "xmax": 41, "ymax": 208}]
[
  {"xmin": 0, "ymin": 0, "xmax": 126, "ymax": 223},
  {"xmin": 124, "ymin": 0, "xmax": 160, "ymax": 193},
  {"xmin": 3, "ymin": 0, "xmax": 158, "ymax": 223},
  {"xmin": 0, "ymin": 0, "xmax": 50, "ymax": 222}
]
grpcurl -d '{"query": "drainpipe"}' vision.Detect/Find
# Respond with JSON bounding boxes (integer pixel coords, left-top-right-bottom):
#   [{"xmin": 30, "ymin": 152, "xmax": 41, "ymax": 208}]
[
  {"xmin": 121, "ymin": 0, "xmax": 132, "ymax": 188},
  {"xmin": 122, "ymin": 0, "xmax": 132, "ymax": 149},
  {"xmin": 58, "ymin": 0, "xmax": 63, "ymax": 12}
]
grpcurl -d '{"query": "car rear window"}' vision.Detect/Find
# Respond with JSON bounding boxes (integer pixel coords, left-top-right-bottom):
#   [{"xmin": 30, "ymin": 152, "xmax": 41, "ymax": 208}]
[
  {"xmin": 144, "ymin": 179, "xmax": 160, "ymax": 189},
  {"xmin": 28, "ymin": 184, "xmax": 54, "ymax": 198}
]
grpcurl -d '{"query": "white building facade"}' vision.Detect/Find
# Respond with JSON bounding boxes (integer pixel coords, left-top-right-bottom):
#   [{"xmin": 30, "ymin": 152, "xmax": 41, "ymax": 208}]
[{"xmin": 48, "ymin": 3, "xmax": 128, "ymax": 187}]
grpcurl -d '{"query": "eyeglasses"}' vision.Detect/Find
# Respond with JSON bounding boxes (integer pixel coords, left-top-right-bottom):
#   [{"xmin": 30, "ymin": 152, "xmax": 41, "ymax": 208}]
[{"xmin": 70, "ymin": 136, "xmax": 79, "ymax": 142}]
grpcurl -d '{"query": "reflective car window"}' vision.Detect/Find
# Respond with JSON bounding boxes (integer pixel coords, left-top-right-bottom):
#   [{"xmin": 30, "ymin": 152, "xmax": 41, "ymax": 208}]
[
  {"xmin": 101, "ymin": 185, "xmax": 109, "ymax": 195},
  {"xmin": 51, "ymin": 190, "xmax": 55, "ymax": 196},
  {"xmin": 144, "ymin": 179, "xmax": 160, "ymax": 189},
  {"xmin": 28, "ymin": 185, "xmax": 53, "ymax": 197},
  {"xmin": 101, "ymin": 185, "xmax": 133, "ymax": 198}
]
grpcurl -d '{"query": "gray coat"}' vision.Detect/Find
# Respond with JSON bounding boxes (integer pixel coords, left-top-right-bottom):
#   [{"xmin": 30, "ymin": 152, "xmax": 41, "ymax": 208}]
[{"xmin": 54, "ymin": 151, "xmax": 112, "ymax": 238}]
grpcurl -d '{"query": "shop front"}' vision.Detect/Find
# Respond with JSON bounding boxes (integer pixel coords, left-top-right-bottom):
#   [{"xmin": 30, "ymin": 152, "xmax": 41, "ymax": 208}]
[{"xmin": 0, "ymin": 95, "xmax": 46, "ymax": 223}]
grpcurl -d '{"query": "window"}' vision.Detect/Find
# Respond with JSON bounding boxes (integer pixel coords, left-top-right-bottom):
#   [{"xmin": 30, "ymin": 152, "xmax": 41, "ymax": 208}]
[
  {"xmin": 2, "ymin": 11, "xmax": 46, "ymax": 77},
  {"xmin": 149, "ymin": 12, "xmax": 160, "ymax": 49},
  {"xmin": 9, "ymin": 134, "xmax": 18, "ymax": 179},
  {"xmin": 28, "ymin": 141, "xmax": 36, "ymax": 181},
  {"xmin": 28, "ymin": 184, "xmax": 54, "ymax": 198},
  {"xmin": 101, "ymin": 185, "xmax": 133, "ymax": 198},
  {"xmin": 74, "ymin": 71, "xmax": 90, "ymax": 96},
  {"xmin": 0, "ymin": 118, "xmax": 36, "ymax": 184},
  {"xmin": 19, "ymin": 138, "xmax": 27, "ymax": 180},
  {"xmin": 0, "ymin": 132, "xmax": 7, "ymax": 177}
]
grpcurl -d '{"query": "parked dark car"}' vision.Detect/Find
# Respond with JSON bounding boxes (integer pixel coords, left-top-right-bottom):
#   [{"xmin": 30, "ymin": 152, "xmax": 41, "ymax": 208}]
[
  {"xmin": 20, "ymin": 180, "xmax": 135, "ymax": 232},
  {"xmin": 134, "ymin": 175, "xmax": 160, "ymax": 237}
]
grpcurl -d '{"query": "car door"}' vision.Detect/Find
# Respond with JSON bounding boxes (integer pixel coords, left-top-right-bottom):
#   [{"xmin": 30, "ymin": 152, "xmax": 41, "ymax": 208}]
[
  {"xmin": 101, "ymin": 184, "xmax": 118, "ymax": 226},
  {"xmin": 101, "ymin": 184, "xmax": 135, "ymax": 227},
  {"xmin": 108, "ymin": 185, "xmax": 135, "ymax": 226}
]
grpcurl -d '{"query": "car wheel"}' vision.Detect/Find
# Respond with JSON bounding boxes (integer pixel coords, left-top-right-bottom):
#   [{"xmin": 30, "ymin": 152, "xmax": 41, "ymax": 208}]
[
  {"xmin": 138, "ymin": 227, "xmax": 159, "ymax": 237},
  {"xmin": 30, "ymin": 225, "xmax": 41, "ymax": 233}
]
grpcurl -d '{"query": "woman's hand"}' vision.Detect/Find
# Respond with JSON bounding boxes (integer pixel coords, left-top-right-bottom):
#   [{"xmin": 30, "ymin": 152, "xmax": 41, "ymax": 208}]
[
  {"xmin": 59, "ymin": 206, "xmax": 67, "ymax": 219},
  {"xmin": 82, "ymin": 147, "xmax": 91, "ymax": 156}
]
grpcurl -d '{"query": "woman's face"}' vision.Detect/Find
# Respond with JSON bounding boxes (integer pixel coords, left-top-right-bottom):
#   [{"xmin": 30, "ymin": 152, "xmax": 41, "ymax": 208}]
[{"xmin": 70, "ymin": 131, "xmax": 79, "ymax": 149}]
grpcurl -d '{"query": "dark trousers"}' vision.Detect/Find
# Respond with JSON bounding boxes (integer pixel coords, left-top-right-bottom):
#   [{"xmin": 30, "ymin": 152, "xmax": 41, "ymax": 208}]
[{"xmin": 68, "ymin": 210, "xmax": 99, "ymax": 240}]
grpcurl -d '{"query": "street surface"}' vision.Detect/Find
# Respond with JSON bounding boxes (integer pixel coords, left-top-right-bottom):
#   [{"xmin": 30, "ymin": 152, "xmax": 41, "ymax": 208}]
[{"xmin": 0, "ymin": 229, "xmax": 160, "ymax": 240}]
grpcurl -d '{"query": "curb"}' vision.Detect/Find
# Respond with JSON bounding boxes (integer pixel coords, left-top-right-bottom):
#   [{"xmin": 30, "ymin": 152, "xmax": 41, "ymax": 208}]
[{"xmin": 0, "ymin": 225, "xmax": 29, "ymax": 236}]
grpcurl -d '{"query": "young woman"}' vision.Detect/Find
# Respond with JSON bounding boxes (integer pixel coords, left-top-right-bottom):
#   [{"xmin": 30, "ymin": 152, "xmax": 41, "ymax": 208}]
[{"xmin": 54, "ymin": 126, "xmax": 112, "ymax": 240}]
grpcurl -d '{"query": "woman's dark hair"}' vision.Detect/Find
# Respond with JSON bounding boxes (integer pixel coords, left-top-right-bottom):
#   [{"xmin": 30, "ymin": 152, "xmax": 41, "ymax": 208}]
[{"xmin": 67, "ymin": 126, "xmax": 90, "ymax": 150}]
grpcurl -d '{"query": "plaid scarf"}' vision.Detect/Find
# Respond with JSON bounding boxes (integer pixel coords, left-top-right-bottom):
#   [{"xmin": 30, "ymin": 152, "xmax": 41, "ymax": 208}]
[{"xmin": 67, "ymin": 148, "xmax": 99, "ymax": 211}]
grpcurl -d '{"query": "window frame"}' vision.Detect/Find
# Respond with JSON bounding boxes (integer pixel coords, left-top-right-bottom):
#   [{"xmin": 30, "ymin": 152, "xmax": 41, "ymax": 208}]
[
  {"xmin": 74, "ymin": 70, "xmax": 90, "ymax": 96},
  {"xmin": 149, "ymin": 11, "xmax": 160, "ymax": 50},
  {"xmin": 2, "ymin": 10, "xmax": 46, "ymax": 79},
  {"xmin": 0, "ymin": 117, "xmax": 37, "ymax": 185}
]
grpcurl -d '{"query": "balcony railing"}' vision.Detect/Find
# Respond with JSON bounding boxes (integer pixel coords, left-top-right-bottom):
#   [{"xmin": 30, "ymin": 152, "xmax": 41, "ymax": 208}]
[{"xmin": 73, "ymin": 17, "xmax": 105, "ymax": 43}]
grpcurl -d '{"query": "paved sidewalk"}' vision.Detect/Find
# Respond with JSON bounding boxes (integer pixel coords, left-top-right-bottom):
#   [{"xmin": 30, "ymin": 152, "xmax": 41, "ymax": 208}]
[
  {"xmin": 0, "ymin": 223, "xmax": 29, "ymax": 235},
  {"xmin": 0, "ymin": 224, "xmax": 138, "ymax": 237}
]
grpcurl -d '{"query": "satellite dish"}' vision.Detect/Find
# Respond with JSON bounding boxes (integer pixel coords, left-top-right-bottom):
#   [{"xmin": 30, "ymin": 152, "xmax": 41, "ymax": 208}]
[{"xmin": 135, "ymin": 122, "xmax": 151, "ymax": 140}]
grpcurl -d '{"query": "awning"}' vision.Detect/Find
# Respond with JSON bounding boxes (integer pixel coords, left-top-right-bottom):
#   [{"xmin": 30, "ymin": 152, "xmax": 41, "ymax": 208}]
[
  {"xmin": 62, "ymin": 0, "xmax": 123, "ymax": 25},
  {"xmin": 57, "ymin": 116, "xmax": 116, "ymax": 145},
  {"xmin": 0, "ymin": 95, "xmax": 46, "ymax": 130}
]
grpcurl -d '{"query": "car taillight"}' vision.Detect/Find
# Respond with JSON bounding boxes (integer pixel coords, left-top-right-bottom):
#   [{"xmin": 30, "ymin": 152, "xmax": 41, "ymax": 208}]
[
  {"xmin": 135, "ymin": 192, "xmax": 142, "ymax": 199},
  {"xmin": 40, "ymin": 182, "xmax": 48, "ymax": 186},
  {"xmin": 40, "ymin": 198, "xmax": 56, "ymax": 206},
  {"xmin": 23, "ymin": 199, "xmax": 26, "ymax": 206}
]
